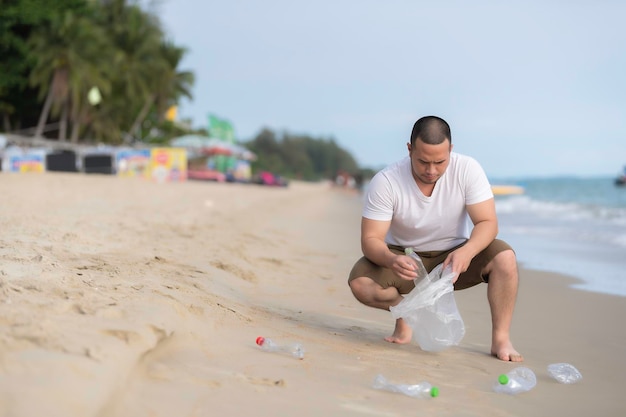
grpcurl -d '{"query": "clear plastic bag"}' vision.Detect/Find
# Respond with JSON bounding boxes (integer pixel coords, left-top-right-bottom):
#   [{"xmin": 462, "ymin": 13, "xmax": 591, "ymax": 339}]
[{"xmin": 390, "ymin": 263, "xmax": 465, "ymax": 352}]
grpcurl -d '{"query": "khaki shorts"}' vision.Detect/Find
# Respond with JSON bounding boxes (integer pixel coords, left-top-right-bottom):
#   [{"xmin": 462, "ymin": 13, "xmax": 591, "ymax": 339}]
[{"xmin": 348, "ymin": 239, "xmax": 513, "ymax": 294}]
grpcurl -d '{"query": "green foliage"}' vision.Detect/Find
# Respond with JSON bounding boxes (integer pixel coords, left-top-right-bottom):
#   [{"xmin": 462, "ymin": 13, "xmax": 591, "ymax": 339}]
[
  {"xmin": 0, "ymin": 0, "xmax": 91, "ymax": 125},
  {"xmin": 244, "ymin": 128, "xmax": 362, "ymax": 181},
  {"xmin": 0, "ymin": 0, "xmax": 194, "ymax": 141}
]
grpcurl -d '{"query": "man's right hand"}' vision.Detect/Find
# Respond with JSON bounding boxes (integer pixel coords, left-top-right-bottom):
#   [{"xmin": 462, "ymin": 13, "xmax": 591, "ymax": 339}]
[{"xmin": 391, "ymin": 254, "xmax": 420, "ymax": 281}]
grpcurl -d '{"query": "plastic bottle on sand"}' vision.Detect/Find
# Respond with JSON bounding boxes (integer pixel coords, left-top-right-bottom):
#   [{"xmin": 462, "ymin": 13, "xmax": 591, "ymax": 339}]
[
  {"xmin": 255, "ymin": 336, "xmax": 305, "ymax": 360},
  {"xmin": 547, "ymin": 363, "xmax": 583, "ymax": 384},
  {"xmin": 404, "ymin": 248, "xmax": 429, "ymax": 282},
  {"xmin": 373, "ymin": 374, "xmax": 439, "ymax": 398},
  {"xmin": 493, "ymin": 367, "xmax": 537, "ymax": 394}
]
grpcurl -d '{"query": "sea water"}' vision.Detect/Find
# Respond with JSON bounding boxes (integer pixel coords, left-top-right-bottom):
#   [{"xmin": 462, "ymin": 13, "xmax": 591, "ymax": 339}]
[{"xmin": 493, "ymin": 176, "xmax": 626, "ymax": 297}]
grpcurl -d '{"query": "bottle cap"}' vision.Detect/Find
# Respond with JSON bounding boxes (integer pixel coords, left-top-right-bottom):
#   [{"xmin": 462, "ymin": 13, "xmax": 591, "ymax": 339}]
[
  {"xmin": 430, "ymin": 386, "xmax": 439, "ymax": 397},
  {"xmin": 255, "ymin": 336, "xmax": 265, "ymax": 346},
  {"xmin": 498, "ymin": 374, "xmax": 509, "ymax": 385}
]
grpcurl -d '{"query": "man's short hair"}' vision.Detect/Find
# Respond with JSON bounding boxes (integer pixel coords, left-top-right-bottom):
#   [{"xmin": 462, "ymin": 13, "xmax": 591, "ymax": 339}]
[{"xmin": 410, "ymin": 116, "xmax": 451, "ymax": 145}]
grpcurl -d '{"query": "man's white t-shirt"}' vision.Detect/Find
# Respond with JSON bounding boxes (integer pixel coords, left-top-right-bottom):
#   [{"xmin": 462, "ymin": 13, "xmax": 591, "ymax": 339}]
[{"xmin": 362, "ymin": 153, "xmax": 493, "ymax": 251}]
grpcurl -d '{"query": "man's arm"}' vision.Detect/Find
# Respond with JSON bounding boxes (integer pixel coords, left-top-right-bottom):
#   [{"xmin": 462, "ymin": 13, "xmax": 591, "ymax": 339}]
[
  {"xmin": 361, "ymin": 217, "xmax": 418, "ymax": 281},
  {"xmin": 443, "ymin": 198, "xmax": 498, "ymax": 274}
]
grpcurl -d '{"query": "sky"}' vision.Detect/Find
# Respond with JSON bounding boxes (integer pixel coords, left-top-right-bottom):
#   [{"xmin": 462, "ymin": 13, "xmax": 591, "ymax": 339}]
[{"xmin": 148, "ymin": 0, "xmax": 626, "ymax": 179}]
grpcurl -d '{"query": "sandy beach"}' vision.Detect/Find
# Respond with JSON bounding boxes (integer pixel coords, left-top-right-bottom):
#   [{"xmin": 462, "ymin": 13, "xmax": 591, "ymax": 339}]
[{"xmin": 0, "ymin": 172, "xmax": 624, "ymax": 417}]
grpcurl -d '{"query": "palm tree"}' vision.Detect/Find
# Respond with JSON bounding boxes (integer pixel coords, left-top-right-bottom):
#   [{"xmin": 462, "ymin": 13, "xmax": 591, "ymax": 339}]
[
  {"xmin": 155, "ymin": 42, "xmax": 195, "ymax": 123},
  {"xmin": 97, "ymin": 1, "xmax": 165, "ymax": 143},
  {"xmin": 28, "ymin": 10, "xmax": 112, "ymax": 141},
  {"xmin": 127, "ymin": 41, "xmax": 195, "ymax": 140},
  {"xmin": 24, "ymin": 0, "xmax": 195, "ymax": 144}
]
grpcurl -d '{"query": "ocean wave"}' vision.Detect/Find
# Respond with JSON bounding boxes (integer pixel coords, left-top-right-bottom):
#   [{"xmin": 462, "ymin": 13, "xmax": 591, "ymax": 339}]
[
  {"xmin": 496, "ymin": 194, "xmax": 626, "ymax": 251},
  {"xmin": 495, "ymin": 195, "xmax": 626, "ymax": 224}
]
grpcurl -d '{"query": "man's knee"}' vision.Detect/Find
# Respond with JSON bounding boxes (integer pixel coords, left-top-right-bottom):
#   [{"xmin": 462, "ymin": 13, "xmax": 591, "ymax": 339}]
[
  {"xmin": 349, "ymin": 276, "xmax": 368, "ymax": 296},
  {"xmin": 489, "ymin": 249, "xmax": 518, "ymax": 278},
  {"xmin": 498, "ymin": 248, "xmax": 517, "ymax": 266},
  {"xmin": 349, "ymin": 276, "xmax": 380, "ymax": 304}
]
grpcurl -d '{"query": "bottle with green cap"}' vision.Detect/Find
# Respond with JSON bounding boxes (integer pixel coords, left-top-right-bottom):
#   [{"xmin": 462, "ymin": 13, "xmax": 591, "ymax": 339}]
[
  {"xmin": 493, "ymin": 367, "xmax": 537, "ymax": 394},
  {"xmin": 373, "ymin": 374, "xmax": 439, "ymax": 399}
]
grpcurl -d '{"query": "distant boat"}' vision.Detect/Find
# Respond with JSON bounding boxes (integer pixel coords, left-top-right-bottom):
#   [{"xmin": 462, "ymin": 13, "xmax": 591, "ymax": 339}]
[{"xmin": 491, "ymin": 185, "xmax": 525, "ymax": 196}]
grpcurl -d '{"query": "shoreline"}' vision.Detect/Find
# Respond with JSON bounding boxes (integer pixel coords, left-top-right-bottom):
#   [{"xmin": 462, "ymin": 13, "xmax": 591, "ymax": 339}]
[{"xmin": 0, "ymin": 173, "xmax": 624, "ymax": 416}]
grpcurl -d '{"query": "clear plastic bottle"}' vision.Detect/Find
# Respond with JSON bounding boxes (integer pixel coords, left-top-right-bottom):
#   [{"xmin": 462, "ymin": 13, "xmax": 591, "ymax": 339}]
[
  {"xmin": 493, "ymin": 367, "xmax": 537, "ymax": 394},
  {"xmin": 547, "ymin": 363, "xmax": 583, "ymax": 384},
  {"xmin": 404, "ymin": 248, "xmax": 429, "ymax": 282},
  {"xmin": 255, "ymin": 336, "xmax": 305, "ymax": 360},
  {"xmin": 372, "ymin": 374, "xmax": 439, "ymax": 398}
]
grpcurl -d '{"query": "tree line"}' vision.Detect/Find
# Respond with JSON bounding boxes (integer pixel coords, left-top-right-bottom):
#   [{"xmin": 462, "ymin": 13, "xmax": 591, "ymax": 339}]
[
  {"xmin": 244, "ymin": 128, "xmax": 376, "ymax": 182},
  {"xmin": 0, "ymin": 0, "xmax": 376, "ymax": 182}
]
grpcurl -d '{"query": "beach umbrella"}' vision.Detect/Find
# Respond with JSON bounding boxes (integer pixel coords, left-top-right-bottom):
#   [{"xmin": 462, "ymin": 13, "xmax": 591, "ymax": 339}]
[
  {"xmin": 170, "ymin": 135, "xmax": 232, "ymax": 157},
  {"xmin": 230, "ymin": 143, "xmax": 257, "ymax": 161},
  {"xmin": 170, "ymin": 135, "xmax": 256, "ymax": 159},
  {"xmin": 200, "ymin": 138, "xmax": 236, "ymax": 156}
]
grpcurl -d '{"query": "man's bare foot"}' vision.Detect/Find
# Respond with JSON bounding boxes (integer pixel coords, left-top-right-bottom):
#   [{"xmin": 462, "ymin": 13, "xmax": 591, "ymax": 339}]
[
  {"xmin": 384, "ymin": 318, "xmax": 412, "ymax": 344},
  {"xmin": 491, "ymin": 340, "xmax": 524, "ymax": 362}
]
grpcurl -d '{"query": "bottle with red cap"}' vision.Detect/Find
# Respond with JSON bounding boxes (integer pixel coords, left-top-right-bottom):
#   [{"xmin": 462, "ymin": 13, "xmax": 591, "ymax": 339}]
[{"xmin": 255, "ymin": 336, "xmax": 305, "ymax": 359}]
